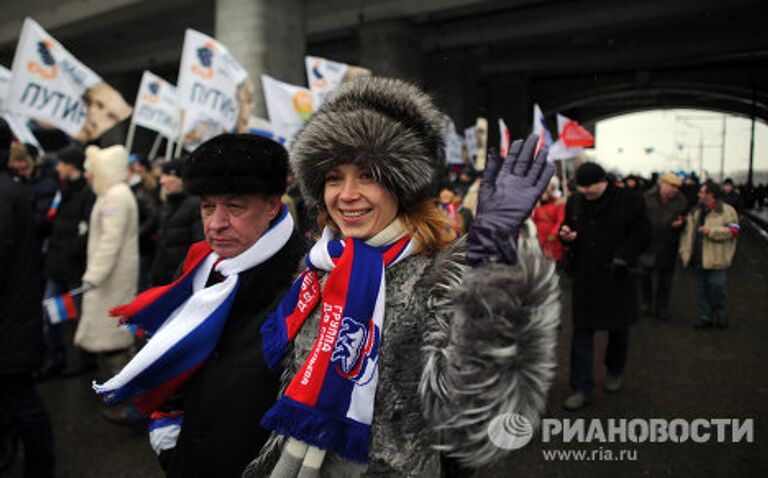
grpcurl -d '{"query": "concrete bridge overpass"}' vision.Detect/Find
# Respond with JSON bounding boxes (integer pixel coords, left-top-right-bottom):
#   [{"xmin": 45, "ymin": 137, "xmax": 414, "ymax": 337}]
[{"xmin": 0, "ymin": 0, "xmax": 765, "ymax": 144}]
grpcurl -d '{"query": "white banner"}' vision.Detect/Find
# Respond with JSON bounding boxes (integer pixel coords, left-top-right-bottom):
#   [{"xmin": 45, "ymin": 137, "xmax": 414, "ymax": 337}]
[
  {"xmin": 305, "ymin": 56, "xmax": 371, "ymax": 109},
  {"xmin": 3, "ymin": 113, "xmax": 43, "ymax": 153},
  {"xmin": 261, "ymin": 74, "xmax": 313, "ymax": 147},
  {"xmin": 463, "ymin": 126, "xmax": 478, "ymax": 161},
  {"xmin": 132, "ymin": 71, "xmax": 179, "ymax": 139},
  {"xmin": 177, "ymin": 29, "xmax": 248, "ymax": 151},
  {"xmin": 6, "ymin": 18, "xmax": 131, "ymax": 142},
  {"xmin": 305, "ymin": 56, "xmax": 347, "ymax": 108},
  {"xmin": 443, "ymin": 115, "xmax": 465, "ymax": 165},
  {"xmin": 0, "ymin": 65, "xmax": 11, "ymax": 112}
]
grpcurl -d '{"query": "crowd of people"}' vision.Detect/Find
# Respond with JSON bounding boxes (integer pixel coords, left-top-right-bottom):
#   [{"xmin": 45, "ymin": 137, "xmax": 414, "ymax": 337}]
[{"xmin": 0, "ymin": 76, "xmax": 755, "ymax": 477}]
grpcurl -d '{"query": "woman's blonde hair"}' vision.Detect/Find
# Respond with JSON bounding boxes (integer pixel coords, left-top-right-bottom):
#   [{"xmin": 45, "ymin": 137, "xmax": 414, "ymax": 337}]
[{"xmin": 317, "ymin": 198, "xmax": 456, "ymax": 255}]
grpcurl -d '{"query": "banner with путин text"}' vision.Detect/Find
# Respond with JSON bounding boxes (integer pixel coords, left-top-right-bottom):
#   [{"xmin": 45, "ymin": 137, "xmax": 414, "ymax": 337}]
[
  {"xmin": 6, "ymin": 18, "xmax": 131, "ymax": 142},
  {"xmin": 177, "ymin": 29, "xmax": 250, "ymax": 151}
]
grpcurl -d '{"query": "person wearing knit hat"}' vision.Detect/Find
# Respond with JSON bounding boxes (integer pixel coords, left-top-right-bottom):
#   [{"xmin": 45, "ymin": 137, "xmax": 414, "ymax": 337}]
[
  {"xmin": 559, "ymin": 161, "xmax": 651, "ymax": 411},
  {"xmin": 92, "ymin": 134, "xmax": 305, "ymax": 477},
  {"xmin": 37, "ymin": 143, "xmax": 97, "ymax": 380},
  {"xmin": 245, "ymin": 77, "xmax": 558, "ymax": 477},
  {"xmin": 638, "ymin": 171, "xmax": 689, "ymax": 322},
  {"xmin": 148, "ymin": 158, "xmax": 203, "ymax": 287}
]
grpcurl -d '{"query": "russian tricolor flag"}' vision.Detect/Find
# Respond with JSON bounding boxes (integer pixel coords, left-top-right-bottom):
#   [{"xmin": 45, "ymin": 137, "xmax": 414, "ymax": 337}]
[
  {"xmin": 47, "ymin": 190, "xmax": 62, "ymax": 221},
  {"xmin": 43, "ymin": 292, "xmax": 78, "ymax": 324}
]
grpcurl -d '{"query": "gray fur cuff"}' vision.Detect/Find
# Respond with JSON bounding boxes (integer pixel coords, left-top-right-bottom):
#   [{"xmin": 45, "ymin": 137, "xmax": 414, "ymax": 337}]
[{"xmin": 421, "ymin": 247, "xmax": 560, "ymax": 469}]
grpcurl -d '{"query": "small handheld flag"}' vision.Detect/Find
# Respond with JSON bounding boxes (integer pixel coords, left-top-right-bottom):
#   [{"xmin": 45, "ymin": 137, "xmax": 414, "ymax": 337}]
[
  {"xmin": 47, "ymin": 190, "xmax": 62, "ymax": 221},
  {"xmin": 43, "ymin": 285, "xmax": 88, "ymax": 324}
]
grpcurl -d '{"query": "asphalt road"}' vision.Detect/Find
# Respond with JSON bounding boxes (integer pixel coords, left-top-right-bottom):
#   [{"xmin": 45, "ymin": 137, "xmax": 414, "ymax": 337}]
[{"xmin": 4, "ymin": 217, "xmax": 767, "ymax": 477}]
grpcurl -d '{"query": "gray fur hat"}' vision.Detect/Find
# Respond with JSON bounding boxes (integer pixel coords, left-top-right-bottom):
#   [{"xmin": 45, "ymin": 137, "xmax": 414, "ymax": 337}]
[{"xmin": 290, "ymin": 77, "xmax": 446, "ymax": 210}]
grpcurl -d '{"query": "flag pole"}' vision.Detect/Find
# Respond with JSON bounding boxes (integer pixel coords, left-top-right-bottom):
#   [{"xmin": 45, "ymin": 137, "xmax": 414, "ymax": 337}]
[
  {"xmin": 174, "ymin": 110, "xmax": 185, "ymax": 159},
  {"xmin": 164, "ymin": 138, "xmax": 174, "ymax": 162},
  {"xmin": 124, "ymin": 121, "xmax": 136, "ymax": 154},
  {"xmin": 148, "ymin": 133, "xmax": 162, "ymax": 158}
]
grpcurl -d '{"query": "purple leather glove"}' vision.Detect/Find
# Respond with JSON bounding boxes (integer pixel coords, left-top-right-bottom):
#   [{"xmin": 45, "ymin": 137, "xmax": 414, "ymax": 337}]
[{"xmin": 466, "ymin": 133, "xmax": 554, "ymax": 266}]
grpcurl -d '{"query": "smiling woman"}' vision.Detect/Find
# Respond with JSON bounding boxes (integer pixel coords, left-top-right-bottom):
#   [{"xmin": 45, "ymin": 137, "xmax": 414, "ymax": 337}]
[{"xmin": 248, "ymin": 77, "xmax": 561, "ymax": 478}]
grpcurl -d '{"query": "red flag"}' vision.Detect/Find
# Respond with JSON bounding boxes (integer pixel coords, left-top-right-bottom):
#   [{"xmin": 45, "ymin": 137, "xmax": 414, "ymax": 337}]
[{"xmin": 558, "ymin": 114, "xmax": 594, "ymax": 148}]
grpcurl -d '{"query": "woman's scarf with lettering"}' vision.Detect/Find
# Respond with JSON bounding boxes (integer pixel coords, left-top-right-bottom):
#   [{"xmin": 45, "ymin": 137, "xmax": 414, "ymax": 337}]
[
  {"xmin": 93, "ymin": 207, "xmax": 294, "ymax": 415},
  {"xmin": 260, "ymin": 226, "xmax": 416, "ymax": 463}
]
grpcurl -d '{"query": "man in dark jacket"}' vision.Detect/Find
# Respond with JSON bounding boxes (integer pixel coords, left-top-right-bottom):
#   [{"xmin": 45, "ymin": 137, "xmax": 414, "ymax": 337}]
[
  {"xmin": 0, "ymin": 119, "xmax": 55, "ymax": 477},
  {"xmin": 150, "ymin": 159, "xmax": 204, "ymax": 286},
  {"xmin": 721, "ymin": 178, "xmax": 743, "ymax": 215},
  {"xmin": 638, "ymin": 173, "xmax": 688, "ymax": 321},
  {"xmin": 97, "ymin": 134, "xmax": 305, "ymax": 477},
  {"xmin": 37, "ymin": 145, "xmax": 98, "ymax": 379},
  {"xmin": 560, "ymin": 162, "xmax": 651, "ymax": 411},
  {"xmin": 129, "ymin": 154, "xmax": 160, "ymax": 291}
]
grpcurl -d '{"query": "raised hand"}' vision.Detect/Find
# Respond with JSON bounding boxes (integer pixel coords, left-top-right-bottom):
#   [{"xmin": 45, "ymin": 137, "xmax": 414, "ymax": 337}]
[{"xmin": 466, "ymin": 134, "xmax": 555, "ymax": 266}]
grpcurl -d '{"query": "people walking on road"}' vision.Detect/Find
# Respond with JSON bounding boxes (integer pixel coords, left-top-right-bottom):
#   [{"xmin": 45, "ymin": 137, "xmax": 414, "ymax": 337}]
[
  {"xmin": 559, "ymin": 162, "xmax": 650, "ymax": 411},
  {"xmin": 679, "ymin": 180, "xmax": 739, "ymax": 329},
  {"xmin": 245, "ymin": 77, "xmax": 559, "ymax": 477},
  {"xmin": 638, "ymin": 172, "xmax": 688, "ymax": 321}
]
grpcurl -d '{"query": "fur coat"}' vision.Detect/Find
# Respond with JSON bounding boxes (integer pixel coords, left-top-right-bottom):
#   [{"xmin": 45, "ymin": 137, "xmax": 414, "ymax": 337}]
[{"xmin": 247, "ymin": 237, "xmax": 560, "ymax": 476}]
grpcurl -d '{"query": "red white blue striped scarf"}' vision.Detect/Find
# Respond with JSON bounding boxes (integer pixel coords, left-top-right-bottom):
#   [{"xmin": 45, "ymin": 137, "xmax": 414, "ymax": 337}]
[
  {"xmin": 260, "ymin": 227, "xmax": 416, "ymax": 463},
  {"xmin": 93, "ymin": 207, "xmax": 294, "ymax": 415}
]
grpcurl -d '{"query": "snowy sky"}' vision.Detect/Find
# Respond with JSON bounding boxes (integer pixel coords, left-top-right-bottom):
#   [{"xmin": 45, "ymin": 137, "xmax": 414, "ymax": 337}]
[{"xmin": 593, "ymin": 110, "xmax": 768, "ymax": 182}]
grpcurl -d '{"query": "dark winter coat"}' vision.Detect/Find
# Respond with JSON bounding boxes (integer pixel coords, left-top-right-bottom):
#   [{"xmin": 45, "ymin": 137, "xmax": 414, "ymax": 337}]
[
  {"xmin": 15, "ymin": 169, "xmax": 58, "ymax": 240},
  {"xmin": 721, "ymin": 190, "xmax": 743, "ymax": 214},
  {"xmin": 639, "ymin": 188, "xmax": 688, "ymax": 271},
  {"xmin": 562, "ymin": 184, "xmax": 651, "ymax": 330},
  {"xmin": 150, "ymin": 193, "xmax": 203, "ymax": 286},
  {"xmin": 0, "ymin": 171, "xmax": 44, "ymax": 375},
  {"xmin": 45, "ymin": 176, "xmax": 96, "ymax": 282},
  {"xmin": 131, "ymin": 180, "xmax": 160, "ymax": 256},
  {"xmin": 163, "ymin": 231, "xmax": 306, "ymax": 478}
]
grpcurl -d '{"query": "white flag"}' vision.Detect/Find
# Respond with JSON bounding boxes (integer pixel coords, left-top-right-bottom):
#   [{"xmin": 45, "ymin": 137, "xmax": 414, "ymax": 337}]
[
  {"xmin": 177, "ymin": 29, "xmax": 249, "ymax": 151},
  {"xmin": 305, "ymin": 56, "xmax": 348, "ymax": 108},
  {"xmin": 0, "ymin": 65, "xmax": 11, "ymax": 112},
  {"xmin": 6, "ymin": 18, "xmax": 131, "ymax": 142},
  {"xmin": 261, "ymin": 74, "xmax": 313, "ymax": 147},
  {"xmin": 443, "ymin": 116, "xmax": 465, "ymax": 165},
  {"xmin": 132, "ymin": 71, "xmax": 180, "ymax": 139},
  {"xmin": 532, "ymin": 103, "xmax": 554, "ymax": 152},
  {"xmin": 464, "ymin": 126, "xmax": 478, "ymax": 161}
]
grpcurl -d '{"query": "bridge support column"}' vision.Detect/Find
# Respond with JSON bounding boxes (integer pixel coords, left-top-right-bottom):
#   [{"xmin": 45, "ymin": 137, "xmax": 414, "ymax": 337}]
[{"xmin": 216, "ymin": 0, "xmax": 306, "ymax": 118}]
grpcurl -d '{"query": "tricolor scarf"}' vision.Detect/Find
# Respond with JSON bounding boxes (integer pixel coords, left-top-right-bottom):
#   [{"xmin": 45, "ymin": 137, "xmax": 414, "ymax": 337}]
[
  {"xmin": 93, "ymin": 207, "xmax": 294, "ymax": 415},
  {"xmin": 260, "ymin": 225, "xmax": 416, "ymax": 464}
]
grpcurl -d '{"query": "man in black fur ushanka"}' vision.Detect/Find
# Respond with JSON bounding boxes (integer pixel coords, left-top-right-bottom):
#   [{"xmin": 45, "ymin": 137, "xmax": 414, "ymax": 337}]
[{"xmin": 93, "ymin": 134, "xmax": 305, "ymax": 477}]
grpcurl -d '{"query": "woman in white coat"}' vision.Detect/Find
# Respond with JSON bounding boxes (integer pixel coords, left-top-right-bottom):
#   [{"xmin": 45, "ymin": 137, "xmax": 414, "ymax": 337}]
[{"xmin": 75, "ymin": 145, "xmax": 138, "ymax": 373}]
